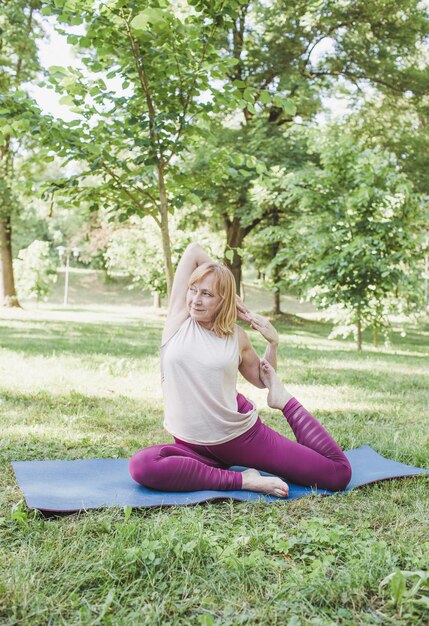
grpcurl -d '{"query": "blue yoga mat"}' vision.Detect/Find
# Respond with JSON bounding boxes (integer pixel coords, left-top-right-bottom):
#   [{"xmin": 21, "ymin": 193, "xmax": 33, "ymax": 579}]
[{"xmin": 12, "ymin": 446, "xmax": 428, "ymax": 513}]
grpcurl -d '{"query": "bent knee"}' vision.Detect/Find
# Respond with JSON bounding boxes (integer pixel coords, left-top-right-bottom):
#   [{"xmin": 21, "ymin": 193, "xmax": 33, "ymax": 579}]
[
  {"xmin": 129, "ymin": 445, "xmax": 163, "ymax": 488},
  {"xmin": 329, "ymin": 460, "xmax": 352, "ymax": 492}
]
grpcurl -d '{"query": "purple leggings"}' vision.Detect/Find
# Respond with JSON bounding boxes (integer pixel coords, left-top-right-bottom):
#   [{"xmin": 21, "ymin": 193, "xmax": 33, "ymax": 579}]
[{"xmin": 129, "ymin": 394, "xmax": 351, "ymax": 492}]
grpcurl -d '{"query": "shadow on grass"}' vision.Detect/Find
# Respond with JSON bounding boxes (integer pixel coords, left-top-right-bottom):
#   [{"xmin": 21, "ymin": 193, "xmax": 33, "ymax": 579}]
[
  {"xmin": 248, "ymin": 313, "xmax": 429, "ymax": 356},
  {"xmin": 0, "ymin": 318, "xmax": 162, "ymax": 358},
  {"xmin": 287, "ymin": 363, "xmax": 428, "ymax": 391},
  {"xmin": 0, "ymin": 388, "xmax": 162, "ymax": 424},
  {"xmin": 275, "ymin": 315, "xmax": 429, "ymax": 352},
  {"xmin": 0, "ymin": 388, "xmax": 168, "ymax": 464}
]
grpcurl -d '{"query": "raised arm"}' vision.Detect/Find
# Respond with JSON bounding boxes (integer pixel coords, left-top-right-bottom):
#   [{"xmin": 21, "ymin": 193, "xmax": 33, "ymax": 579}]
[{"xmin": 162, "ymin": 243, "xmax": 213, "ymax": 344}]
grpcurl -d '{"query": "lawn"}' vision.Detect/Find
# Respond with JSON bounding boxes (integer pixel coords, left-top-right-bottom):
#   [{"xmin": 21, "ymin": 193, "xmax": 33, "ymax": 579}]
[{"xmin": 0, "ymin": 282, "xmax": 428, "ymax": 625}]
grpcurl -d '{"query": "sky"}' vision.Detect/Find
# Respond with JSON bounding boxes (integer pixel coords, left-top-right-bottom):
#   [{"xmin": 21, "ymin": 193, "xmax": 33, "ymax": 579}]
[{"xmin": 31, "ymin": 19, "xmax": 83, "ymax": 121}]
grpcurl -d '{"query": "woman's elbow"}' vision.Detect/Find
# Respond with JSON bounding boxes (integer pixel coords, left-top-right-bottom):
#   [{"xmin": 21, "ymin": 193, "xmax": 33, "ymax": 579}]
[
  {"xmin": 254, "ymin": 377, "xmax": 266, "ymax": 389},
  {"xmin": 185, "ymin": 242, "xmax": 202, "ymax": 256}
]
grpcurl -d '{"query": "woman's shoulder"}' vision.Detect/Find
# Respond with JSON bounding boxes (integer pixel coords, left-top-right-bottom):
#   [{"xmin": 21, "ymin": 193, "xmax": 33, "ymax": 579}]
[{"xmin": 235, "ymin": 323, "xmax": 250, "ymax": 346}]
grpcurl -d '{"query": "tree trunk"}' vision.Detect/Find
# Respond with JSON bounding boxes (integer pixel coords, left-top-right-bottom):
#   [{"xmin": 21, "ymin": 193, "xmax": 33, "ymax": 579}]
[
  {"xmin": 424, "ymin": 253, "xmax": 428, "ymax": 310},
  {"xmin": 272, "ymin": 254, "xmax": 282, "ymax": 314},
  {"xmin": 224, "ymin": 216, "xmax": 247, "ymax": 294},
  {"xmin": 124, "ymin": 22, "xmax": 174, "ymax": 302},
  {"xmin": 0, "ymin": 216, "xmax": 20, "ymax": 307},
  {"xmin": 240, "ymin": 280, "xmax": 245, "ymax": 302},
  {"xmin": 373, "ymin": 326, "xmax": 378, "ymax": 348},
  {"xmin": 153, "ymin": 292, "xmax": 162, "ymax": 308},
  {"xmin": 157, "ymin": 162, "xmax": 174, "ymax": 299},
  {"xmin": 273, "ymin": 290, "xmax": 281, "ymax": 315},
  {"xmin": 356, "ymin": 311, "xmax": 362, "ymax": 351}
]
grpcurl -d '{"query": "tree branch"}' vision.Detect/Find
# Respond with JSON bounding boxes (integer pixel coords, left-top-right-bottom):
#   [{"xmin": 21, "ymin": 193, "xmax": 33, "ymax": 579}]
[
  {"xmin": 304, "ymin": 69, "xmax": 406, "ymax": 94},
  {"xmin": 100, "ymin": 159, "xmax": 161, "ymax": 224},
  {"xmin": 15, "ymin": 4, "xmax": 34, "ymax": 84},
  {"xmin": 164, "ymin": 0, "xmax": 231, "ymax": 166},
  {"xmin": 120, "ymin": 9, "xmax": 164, "ymax": 163}
]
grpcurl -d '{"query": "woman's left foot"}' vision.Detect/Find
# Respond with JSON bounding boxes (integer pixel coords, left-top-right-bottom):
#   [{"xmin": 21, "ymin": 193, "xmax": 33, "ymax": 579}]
[
  {"xmin": 241, "ymin": 468, "xmax": 289, "ymax": 497},
  {"xmin": 259, "ymin": 359, "xmax": 292, "ymax": 410}
]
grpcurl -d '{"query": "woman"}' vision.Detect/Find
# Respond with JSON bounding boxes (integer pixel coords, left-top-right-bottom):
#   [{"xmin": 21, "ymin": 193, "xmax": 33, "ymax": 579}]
[{"xmin": 129, "ymin": 243, "xmax": 351, "ymax": 497}]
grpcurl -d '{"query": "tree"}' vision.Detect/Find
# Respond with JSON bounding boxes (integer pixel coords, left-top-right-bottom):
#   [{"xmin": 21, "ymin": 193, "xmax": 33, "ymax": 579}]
[
  {"xmin": 288, "ymin": 131, "xmax": 424, "ymax": 350},
  {"xmin": 104, "ymin": 213, "xmax": 225, "ymax": 306},
  {"xmin": 247, "ymin": 162, "xmax": 304, "ymax": 314},
  {"xmin": 187, "ymin": 0, "xmax": 429, "ymax": 291},
  {"xmin": 14, "ymin": 240, "xmax": 57, "ymax": 303},
  {"xmin": 43, "ymin": 0, "xmax": 247, "ymax": 297},
  {"xmin": 105, "ymin": 218, "xmax": 174, "ymax": 307},
  {"xmin": 182, "ymin": 118, "xmax": 304, "ymax": 294},
  {"xmin": 0, "ymin": 0, "xmax": 44, "ymax": 306}
]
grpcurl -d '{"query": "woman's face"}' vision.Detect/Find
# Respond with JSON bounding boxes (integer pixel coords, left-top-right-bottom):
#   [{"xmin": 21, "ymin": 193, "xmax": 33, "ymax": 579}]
[{"xmin": 187, "ymin": 274, "xmax": 223, "ymax": 329}]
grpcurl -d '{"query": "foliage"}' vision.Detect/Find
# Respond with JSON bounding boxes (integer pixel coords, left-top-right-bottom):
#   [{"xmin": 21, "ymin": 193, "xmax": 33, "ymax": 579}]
[
  {"xmin": 246, "ymin": 151, "xmax": 308, "ymax": 310},
  {"xmin": 348, "ymin": 91, "xmax": 429, "ymax": 196},
  {"xmin": 14, "ymin": 239, "xmax": 57, "ymax": 302},
  {"xmin": 11, "ymin": 202, "xmax": 51, "ymax": 258},
  {"xmin": 285, "ymin": 130, "xmax": 425, "ymax": 349},
  {"xmin": 0, "ymin": 0, "xmax": 47, "ymax": 306},
  {"xmin": 105, "ymin": 216, "xmax": 225, "ymax": 299},
  {"xmin": 381, "ymin": 569, "xmax": 429, "ymax": 616},
  {"xmin": 178, "ymin": 0, "xmax": 429, "ymax": 291},
  {"xmin": 105, "ymin": 219, "xmax": 174, "ymax": 299},
  {"xmin": 42, "ymin": 0, "xmax": 251, "ymax": 294},
  {"xmin": 180, "ymin": 116, "xmax": 311, "ymax": 294}
]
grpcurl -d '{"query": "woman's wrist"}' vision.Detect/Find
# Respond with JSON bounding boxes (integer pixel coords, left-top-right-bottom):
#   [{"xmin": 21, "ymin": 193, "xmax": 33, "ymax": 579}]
[{"xmin": 266, "ymin": 338, "xmax": 279, "ymax": 348}]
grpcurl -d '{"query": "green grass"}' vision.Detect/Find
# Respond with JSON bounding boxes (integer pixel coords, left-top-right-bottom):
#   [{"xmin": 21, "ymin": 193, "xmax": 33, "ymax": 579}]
[{"xmin": 0, "ymin": 292, "xmax": 428, "ymax": 625}]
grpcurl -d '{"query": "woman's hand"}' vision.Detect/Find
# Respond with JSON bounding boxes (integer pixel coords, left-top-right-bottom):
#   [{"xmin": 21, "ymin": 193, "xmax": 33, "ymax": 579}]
[
  {"xmin": 248, "ymin": 313, "xmax": 279, "ymax": 345},
  {"xmin": 237, "ymin": 297, "xmax": 279, "ymax": 345},
  {"xmin": 236, "ymin": 295, "xmax": 252, "ymax": 323},
  {"xmin": 236, "ymin": 299, "xmax": 279, "ymax": 373}
]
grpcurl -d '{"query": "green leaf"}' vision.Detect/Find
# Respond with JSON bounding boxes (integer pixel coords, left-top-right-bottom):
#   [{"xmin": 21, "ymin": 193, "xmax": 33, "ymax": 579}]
[
  {"xmin": 49, "ymin": 66, "xmax": 68, "ymax": 78},
  {"xmin": 198, "ymin": 615, "xmax": 214, "ymax": 626},
  {"xmin": 390, "ymin": 570, "xmax": 406, "ymax": 606},
  {"xmin": 131, "ymin": 8, "xmax": 165, "ymax": 31},
  {"xmin": 230, "ymin": 154, "xmax": 243, "ymax": 167},
  {"xmin": 272, "ymin": 95, "xmax": 296, "ymax": 116},
  {"xmin": 225, "ymin": 249, "xmax": 234, "ymax": 263},
  {"xmin": 130, "ymin": 12, "xmax": 150, "ymax": 30},
  {"xmin": 59, "ymin": 95, "xmax": 75, "ymax": 106},
  {"xmin": 283, "ymin": 98, "xmax": 297, "ymax": 116},
  {"xmin": 259, "ymin": 90, "xmax": 271, "ymax": 105},
  {"xmin": 123, "ymin": 505, "xmax": 132, "ymax": 522},
  {"xmin": 242, "ymin": 88, "xmax": 254, "ymax": 103}
]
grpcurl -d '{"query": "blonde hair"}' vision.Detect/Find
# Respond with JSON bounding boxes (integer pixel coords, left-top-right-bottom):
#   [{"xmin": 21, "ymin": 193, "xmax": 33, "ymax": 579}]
[{"xmin": 188, "ymin": 262, "xmax": 237, "ymax": 337}]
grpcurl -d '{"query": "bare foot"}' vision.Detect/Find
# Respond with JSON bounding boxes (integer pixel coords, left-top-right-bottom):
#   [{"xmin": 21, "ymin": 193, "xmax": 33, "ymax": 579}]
[
  {"xmin": 259, "ymin": 359, "xmax": 292, "ymax": 410},
  {"xmin": 241, "ymin": 468, "xmax": 289, "ymax": 498}
]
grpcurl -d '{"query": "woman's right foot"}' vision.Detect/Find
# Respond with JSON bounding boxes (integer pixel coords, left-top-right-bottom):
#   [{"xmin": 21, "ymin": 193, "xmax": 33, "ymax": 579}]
[
  {"xmin": 259, "ymin": 359, "xmax": 292, "ymax": 410},
  {"xmin": 241, "ymin": 468, "xmax": 289, "ymax": 498}
]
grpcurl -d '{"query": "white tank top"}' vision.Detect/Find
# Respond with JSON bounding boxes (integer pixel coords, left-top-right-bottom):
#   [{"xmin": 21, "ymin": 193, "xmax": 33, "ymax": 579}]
[{"xmin": 161, "ymin": 318, "xmax": 258, "ymax": 444}]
